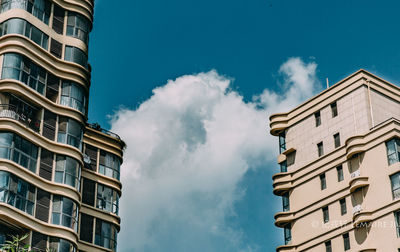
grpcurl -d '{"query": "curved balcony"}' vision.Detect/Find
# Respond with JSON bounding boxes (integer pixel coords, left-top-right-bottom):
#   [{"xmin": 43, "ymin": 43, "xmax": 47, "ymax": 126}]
[
  {"xmin": 269, "ymin": 113, "xmax": 289, "ymax": 136},
  {"xmin": 276, "ymin": 244, "xmax": 296, "ymax": 252},
  {"xmin": 0, "ymin": 79, "xmax": 86, "ymax": 122},
  {"xmin": 80, "ymin": 205, "xmax": 121, "ymax": 231},
  {"xmin": 274, "ymin": 211, "xmax": 294, "ymax": 228},
  {"xmin": 349, "ymin": 170, "xmax": 369, "ymax": 193},
  {"xmin": 358, "ymin": 249, "xmax": 376, "ymax": 252},
  {"xmin": 0, "ymin": 119, "xmax": 83, "ymax": 163},
  {"xmin": 0, "ymin": 35, "xmax": 90, "ymax": 87},
  {"xmin": 0, "ymin": 203, "xmax": 78, "ymax": 246},
  {"xmin": 352, "ymin": 204, "xmax": 372, "ymax": 228},
  {"xmin": 0, "ymin": 160, "xmax": 81, "ymax": 203}
]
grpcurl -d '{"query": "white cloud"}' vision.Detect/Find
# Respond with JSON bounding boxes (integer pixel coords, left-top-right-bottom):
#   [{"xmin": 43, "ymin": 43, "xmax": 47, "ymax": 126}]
[{"xmin": 110, "ymin": 57, "xmax": 321, "ymax": 252}]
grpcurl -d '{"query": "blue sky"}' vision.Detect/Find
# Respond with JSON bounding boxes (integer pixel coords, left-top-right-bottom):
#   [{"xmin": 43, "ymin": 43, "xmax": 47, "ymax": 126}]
[{"xmin": 87, "ymin": 1, "xmax": 400, "ymax": 251}]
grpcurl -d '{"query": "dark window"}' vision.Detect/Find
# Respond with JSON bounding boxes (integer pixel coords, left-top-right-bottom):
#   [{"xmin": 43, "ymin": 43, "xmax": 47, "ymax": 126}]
[
  {"xmin": 45, "ymin": 73, "xmax": 60, "ymax": 103},
  {"xmin": 0, "ymin": 0, "xmax": 51, "ymax": 25},
  {"xmin": 386, "ymin": 138, "xmax": 400, "ymax": 165},
  {"xmin": 317, "ymin": 142, "xmax": 324, "ymax": 157},
  {"xmin": 284, "ymin": 224, "xmax": 291, "ymax": 245},
  {"xmin": 35, "ymin": 188, "xmax": 50, "ymax": 222},
  {"xmin": 331, "ymin": 102, "xmax": 338, "ymax": 117},
  {"xmin": 99, "ymin": 150, "xmax": 120, "ymax": 180},
  {"xmin": 322, "ymin": 206, "xmax": 329, "ymax": 223},
  {"xmin": 2, "ymin": 53, "xmax": 46, "ymax": 94},
  {"xmin": 315, "ymin": 111, "xmax": 321, "ymax": 127},
  {"xmin": 343, "ymin": 233, "xmax": 350, "ymax": 250},
  {"xmin": 390, "ymin": 172, "xmax": 400, "ymax": 200},
  {"xmin": 57, "ymin": 117, "xmax": 83, "ymax": 150},
  {"xmin": 31, "ymin": 232, "xmax": 47, "ymax": 251},
  {"xmin": 67, "ymin": 11, "xmax": 90, "ymax": 44},
  {"xmin": 64, "ymin": 46, "xmax": 88, "ymax": 69},
  {"xmin": 280, "ymin": 160, "xmax": 287, "ymax": 173},
  {"xmin": 82, "ymin": 178, "xmax": 95, "ymax": 206},
  {"xmin": 50, "ymin": 39, "xmax": 62, "ymax": 58},
  {"xmin": 395, "ymin": 211, "xmax": 400, "ymax": 237},
  {"xmin": 97, "ymin": 184, "xmax": 119, "ymax": 215},
  {"xmin": 52, "ymin": 4, "xmax": 65, "ymax": 34},
  {"xmin": 334, "ymin": 133, "xmax": 341, "ymax": 148},
  {"xmin": 39, "ymin": 148, "xmax": 53, "ymax": 181},
  {"xmin": 85, "ymin": 144, "xmax": 98, "ymax": 171},
  {"xmin": 95, "ymin": 219, "xmax": 118, "ymax": 250},
  {"xmin": 42, "ymin": 110, "xmax": 56, "ymax": 141},
  {"xmin": 325, "ymin": 240, "xmax": 332, "ymax": 252},
  {"xmin": 336, "ymin": 165, "xmax": 343, "ymax": 182},
  {"xmin": 79, "ymin": 213, "xmax": 94, "ymax": 243},
  {"xmin": 320, "ymin": 173, "xmax": 326, "ymax": 190},
  {"xmin": 340, "ymin": 198, "xmax": 347, "ymax": 215},
  {"xmin": 279, "ymin": 131, "xmax": 286, "ymax": 154},
  {"xmin": 282, "ymin": 192, "xmax": 289, "ymax": 212}
]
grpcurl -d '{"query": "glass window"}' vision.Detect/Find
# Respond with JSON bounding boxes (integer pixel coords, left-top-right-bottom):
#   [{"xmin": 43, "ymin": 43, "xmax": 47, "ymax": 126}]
[
  {"xmin": 317, "ymin": 142, "xmax": 324, "ymax": 157},
  {"xmin": 64, "ymin": 46, "xmax": 88, "ymax": 69},
  {"xmin": 0, "ymin": 0, "xmax": 51, "ymax": 25},
  {"xmin": 66, "ymin": 12, "xmax": 90, "ymax": 44},
  {"xmin": 60, "ymin": 81, "xmax": 87, "ymax": 114},
  {"xmin": 49, "ymin": 237, "xmax": 76, "ymax": 252},
  {"xmin": 325, "ymin": 240, "xmax": 332, "ymax": 252},
  {"xmin": 55, "ymin": 155, "xmax": 81, "ymax": 189},
  {"xmin": 0, "ymin": 132, "xmax": 38, "ymax": 172},
  {"xmin": 386, "ymin": 138, "xmax": 400, "ymax": 165},
  {"xmin": 331, "ymin": 101, "xmax": 338, "ymax": 117},
  {"xmin": 57, "ymin": 117, "xmax": 83, "ymax": 150},
  {"xmin": 320, "ymin": 173, "xmax": 326, "ymax": 190},
  {"xmin": 95, "ymin": 219, "xmax": 118, "ymax": 251},
  {"xmin": 322, "ymin": 206, "xmax": 329, "ymax": 223},
  {"xmin": 334, "ymin": 133, "xmax": 341, "ymax": 148},
  {"xmin": 0, "ymin": 171, "xmax": 35, "ymax": 215},
  {"xmin": 99, "ymin": 150, "xmax": 120, "ymax": 180},
  {"xmin": 337, "ymin": 165, "xmax": 343, "ymax": 182},
  {"xmin": 391, "ymin": 172, "xmax": 400, "ymax": 200},
  {"xmin": 284, "ymin": 224, "xmax": 291, "ymax": 245},
  {"xmin": 97, "ymin": 184, "xmax": 119, "ymax": 215},
  {"xmin": 395, "ymin": 211, "xmax": 400, "ymax": 237},
  {"xmin": 343, "ymin": 233, "xmax": 350, "ymax": 250},
  {"xmin": 0, "ymin": 18, "xmax": 49, "ymax": 50},
  {"xmin": 340, "ymin": 198, "xmax": 347, "ymax": 215},
  {"xmin": 2, "ymin": 53, "xmax": 48, "ymax": 95},
  {"xmin": 280, "ymin": 160, "xmax": 287, "ymax": 173},
  {"xmin": 51, "ymin": 195, "xmax": 78, "ymax": 231},
  {"xmin": 315, "ymin": 111, "xmax": 321, "ymax": 127},
  {"xmin": 279, "ymin": 131, "xmax": 286, "ymax": 154},
  {"xmin": 282, "ymin": 192, "xmax": 289, "ymax": 212}
]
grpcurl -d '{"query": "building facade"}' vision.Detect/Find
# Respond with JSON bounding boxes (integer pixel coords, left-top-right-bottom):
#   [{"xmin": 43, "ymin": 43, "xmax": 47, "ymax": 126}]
[
  {"xmin": 270, "ymin": 70, "xmax": 400, "ymax": 251},
  {"xmin": 0, "ymin": 0, "xmax": 125, "ymax": 251}
]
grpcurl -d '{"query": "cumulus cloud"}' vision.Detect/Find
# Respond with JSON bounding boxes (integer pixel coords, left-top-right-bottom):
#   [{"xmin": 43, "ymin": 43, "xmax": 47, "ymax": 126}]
[{"xmin": 110, "ymin": 57, "xmax": 321, "ymax": 252}]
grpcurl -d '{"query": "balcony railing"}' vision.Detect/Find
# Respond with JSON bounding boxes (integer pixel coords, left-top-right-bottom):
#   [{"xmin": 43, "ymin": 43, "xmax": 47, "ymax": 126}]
[
  {"xmin": 350, "ymin": 170, "xmax": 361, "ymax": 179},
  {"xmin": 87, "ymin": 123, "xmax": 121, "ymax": 140},
  {"xmin": 0, "ymin": 104, "xmax": 40, "ymax": 132},
  {"xmin": 353, "ymin": 204, "xmax": 363, "ymax": 215}
]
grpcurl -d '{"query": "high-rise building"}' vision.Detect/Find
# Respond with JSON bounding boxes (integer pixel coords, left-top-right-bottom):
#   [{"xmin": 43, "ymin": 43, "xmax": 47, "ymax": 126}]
[
  {"xmin": 0, "ymin": 1, "xmax": 124, "ymax": 251},
  {"xmin": 270, "ymin": 70, "xmax": 400, "ymax": 251}
]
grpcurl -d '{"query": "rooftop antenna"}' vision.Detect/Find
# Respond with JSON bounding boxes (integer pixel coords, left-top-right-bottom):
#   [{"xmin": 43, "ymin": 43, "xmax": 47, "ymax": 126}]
[{"xmin": 326, "ymin": 78, "xmax": 329, "ymax": 89}]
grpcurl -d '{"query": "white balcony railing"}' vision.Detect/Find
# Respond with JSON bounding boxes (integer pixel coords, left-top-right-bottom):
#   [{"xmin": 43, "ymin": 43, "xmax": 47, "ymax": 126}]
[
  {"xmin": 353, "ymin": 204, "xmax": 363, "ymax": 215},
  {"xmin": 350, "ymin": 170, "xmax": 361, "ymax": 179}
]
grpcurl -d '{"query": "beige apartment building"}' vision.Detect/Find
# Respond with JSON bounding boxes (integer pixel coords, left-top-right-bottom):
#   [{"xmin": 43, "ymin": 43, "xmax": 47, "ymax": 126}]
[
  {"xmin": 0, "ymin": 0, "xmax": 125, "ymax": 251},
  {"xmin": 270, "ymin": 70, "xmax": 400, "ymax": 252}
]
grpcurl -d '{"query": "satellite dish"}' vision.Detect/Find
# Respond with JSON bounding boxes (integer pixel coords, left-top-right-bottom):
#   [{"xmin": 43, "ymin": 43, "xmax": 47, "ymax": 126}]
[{"xmin": 83, "ymin": 154, "xmax": 91, "ymax": 164}]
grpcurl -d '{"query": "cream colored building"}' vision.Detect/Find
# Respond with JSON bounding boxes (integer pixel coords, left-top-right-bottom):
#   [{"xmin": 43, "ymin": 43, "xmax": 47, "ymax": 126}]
[
  {"xmin": 0, "ymin": 0, "xmax": 125, "ymax": 251},
  {"xmin": 270, "ymin": 70, "xmax": 400, "ymax": 252}
]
